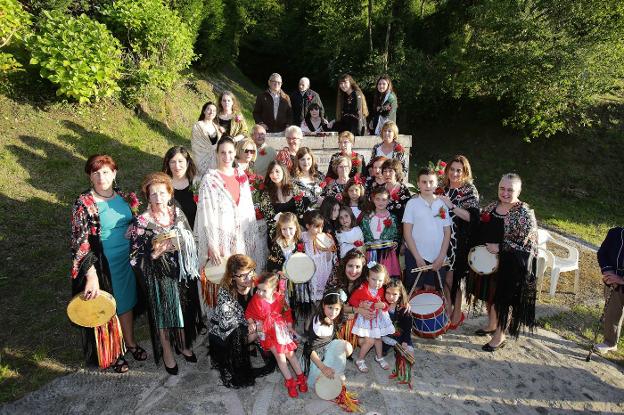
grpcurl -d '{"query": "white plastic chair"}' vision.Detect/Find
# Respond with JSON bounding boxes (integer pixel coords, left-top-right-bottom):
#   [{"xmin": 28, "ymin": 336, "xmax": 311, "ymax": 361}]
[{"xmin": 536, "ymin": 228, "xmax": 580, "ymax": 297}]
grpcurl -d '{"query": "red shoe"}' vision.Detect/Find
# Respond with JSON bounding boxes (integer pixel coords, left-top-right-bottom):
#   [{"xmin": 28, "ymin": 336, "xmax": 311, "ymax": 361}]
[
  {"xmin": 296, "ymin": 373, "xmax": 308, "ymax": 393},
  {"xmin": 285, "ymin": 378, "xmax": 299, "ymax": 398},
  {"xmin": 448, "ymin": 312, "xmax": 466, "ymax": 330}
]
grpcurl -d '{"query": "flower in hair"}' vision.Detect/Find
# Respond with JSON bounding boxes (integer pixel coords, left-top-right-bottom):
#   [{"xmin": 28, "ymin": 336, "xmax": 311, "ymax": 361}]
[
  {"xmin": 367, "ymin": 261, "xmax": 377, "ymax": 269},
  {"xmin": 353, "ymin": 174, "xmax": 364, "ymax": 185},
  {"xmin": 354, "ymin": 240, "xmax": 364, "ymax": 247}
]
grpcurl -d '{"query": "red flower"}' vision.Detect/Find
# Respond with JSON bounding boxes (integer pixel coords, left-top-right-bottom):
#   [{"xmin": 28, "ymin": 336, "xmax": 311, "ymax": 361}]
[
  {"xmin": 437, "ymin": 169, "xmax": 444, "ymax": 176},
  {"xmin": 353, "ymin": 173, "xmax": 364, "ymax": 185},
  {"xmin": 352, "ymin": 157, "xmax": 361, "ymax": 167},
  {"xmin": 481, "ymin": 212, "xmax": 491, "ymax": 223},
  {"xmin": 394, "ymin": 143, "xmax": 404, "ymax": 153},
  {"xmin": 193, "ymin": 194, "xmax": 199, "ymax": 204},
  {"xmin": 391, "ymin": 192, "xmax": 400, "ymax": 201},
  {"xmin": 437, "ymin": 206, "xmax": 447, "ymax": 219},
  {"xmin": 293, "ymin": 193, "xmax": 303, "ymax": 202},
  {"xmin": 255, "ymin": 207, "xmax": 264, "ymax": 220},
  {"xmin": 383, "ymin": 218, "xmax": 392, "ymax": 227},
  {"xmin": 259, "ymin": 148, "xmax": 266, "ymax": 156},
  {"xmin": 324, "ymin": 177, "xmax": 334, "ymax": 184},
  {"xmin": 439, "ymin": 161, "xmax": 447, "ymax": 168},
  {"xmin": 434, "ymin": 187, "xmax": 444, "ymax": 195},
  {"xmin": 259, "ymin": 182, "xmax": 265, "ymax": 191},
  {"xmin": 319, "ymin": 180, "xmax": 327, "ymax": 189},
  {"xmin": 236, "ymin": 174, "xmax": 248, "ymax": 184},
  {"xmin": 335, "ymin": 193, "xmax": 343, "ymax": 201},
  {"xmin": 354, "ymin": 240, "xmax": 364, "ymax": 247},
  {"xmin": 306, "ymin": 95, "xmax": 313, "ymax": 102},
  {"xmin": 296, "ymin": 242, "xmax": 305, "ymax": 252}
]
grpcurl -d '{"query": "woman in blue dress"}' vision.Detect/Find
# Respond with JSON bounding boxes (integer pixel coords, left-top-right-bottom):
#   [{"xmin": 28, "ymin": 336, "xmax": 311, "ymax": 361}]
[{"xmin": 70, "ymin": 154, "xmax": 147, "ymax": 372}]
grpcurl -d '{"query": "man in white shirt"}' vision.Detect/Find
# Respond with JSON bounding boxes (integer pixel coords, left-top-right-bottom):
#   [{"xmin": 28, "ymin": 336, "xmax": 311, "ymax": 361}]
[{"xmin": 402, "ymin": 168, "xmax": 452, "ymax": 292}]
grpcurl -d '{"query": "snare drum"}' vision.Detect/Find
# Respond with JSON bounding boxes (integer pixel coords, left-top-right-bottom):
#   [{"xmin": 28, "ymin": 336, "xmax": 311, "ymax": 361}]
[
  {"xmin": 409, "ymin": 290, "xmax": 449, "ymax": 338},
  {"xmin": 67, "ymin": 290, "xmax": 117, "ymax": 328},
  {"xmin": 468, "ymin": 245, "xmax": 499, "ymax": 275},
  {"xmin": 283, "ymin": 252, "xmax": 315, "ymax": 283}
]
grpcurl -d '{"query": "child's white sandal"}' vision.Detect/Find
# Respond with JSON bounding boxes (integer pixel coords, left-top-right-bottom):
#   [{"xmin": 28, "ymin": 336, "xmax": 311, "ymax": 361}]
[
  {"xmin": 355, "ymin": 359, "xmax": 369, "ymax": 373},
  {"xmin": 375, "ymin": 356, "xmax": 389, "ymax": 370}
]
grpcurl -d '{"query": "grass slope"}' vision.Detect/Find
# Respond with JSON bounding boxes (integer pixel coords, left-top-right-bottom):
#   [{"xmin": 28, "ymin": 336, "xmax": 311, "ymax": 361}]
[{"xmin": 0, "ymin": 66, "xmax": 258, "ymax": 403}]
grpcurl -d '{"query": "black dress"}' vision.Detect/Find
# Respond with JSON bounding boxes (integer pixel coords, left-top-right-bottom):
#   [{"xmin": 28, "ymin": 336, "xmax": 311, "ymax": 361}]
[
  {"xmin": 174, "ymin": 185, "xmax": 197, "ymax": 229},
  {"xmin": 218, "ymin": 118, "xmax": 233, "ymax": 136},
  {"xmin": 466, "ymin": 210, "xmax": 504, "ymax": 305},
  {"xmin": 335, "ymin": 91, "xmax": 364, "ymax": 136}
]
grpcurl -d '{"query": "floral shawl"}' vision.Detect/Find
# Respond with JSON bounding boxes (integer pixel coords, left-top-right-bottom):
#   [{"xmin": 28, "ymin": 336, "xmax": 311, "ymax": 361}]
[
  {"xmin": 209, "ymin": 287, "xmax": 248, "ymax": 341},
  {"xmin": 482, "ymin": 201, "xmax": 537, "ymax": 255}
]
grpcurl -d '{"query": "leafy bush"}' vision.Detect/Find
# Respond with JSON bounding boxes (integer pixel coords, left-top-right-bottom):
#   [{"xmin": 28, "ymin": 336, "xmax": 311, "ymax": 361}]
[
  {"xmin": 101, "ymin": 0, "xmax": 195, "ymax": 91},
  {"xmin": 0, "ymin": 0, "xmax": 32, "ymax": 72},
  {"xmin": 27, "ymin": 11, "xmax": 122, "ymax": 103}
]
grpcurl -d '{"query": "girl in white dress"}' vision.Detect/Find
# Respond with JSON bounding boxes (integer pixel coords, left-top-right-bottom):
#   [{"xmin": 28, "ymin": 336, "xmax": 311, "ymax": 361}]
[
  {"xmin": 302, "ymin": 210, "xmax": 337, "ymax": 302},
  {"xmin": 336, "ymin": 206, "xmax": 364, "ymax": 259}
]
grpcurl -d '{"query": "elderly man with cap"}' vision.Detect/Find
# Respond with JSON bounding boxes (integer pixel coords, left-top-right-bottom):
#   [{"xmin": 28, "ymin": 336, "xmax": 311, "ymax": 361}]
[
  {"xmin": 251, "ymin": 124, "xmax": 277, "ymax": 177},
  {"xmin": 290, "ymin": 77, "xmax": 324, "ymax": 127},
  {"xmin": 253, "ymin": 73, "xmax": 293, "ymax": 133}
]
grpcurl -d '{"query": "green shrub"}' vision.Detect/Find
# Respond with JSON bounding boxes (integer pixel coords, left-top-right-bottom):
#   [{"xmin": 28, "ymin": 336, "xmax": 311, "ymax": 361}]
[
  {"xmin": 27, "ymin": 11, "xmax": 122, "ymax": 103},
  {"xmin": 0, "ymin": 0, "xmax": 32, "ymax": 72},
  {"xmin": 101, "ymin": 0, "xmax": 195, "ymax": 92}
]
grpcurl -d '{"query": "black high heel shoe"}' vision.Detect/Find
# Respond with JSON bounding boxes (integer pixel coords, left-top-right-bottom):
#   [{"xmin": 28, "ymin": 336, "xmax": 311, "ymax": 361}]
[
  {"xmin": 164, "ymin": 362, "xmax": 178, "ymax": 375},
  {"xmin": 174, "ymin": 346, "xmax": 197, "ymax": 363}
]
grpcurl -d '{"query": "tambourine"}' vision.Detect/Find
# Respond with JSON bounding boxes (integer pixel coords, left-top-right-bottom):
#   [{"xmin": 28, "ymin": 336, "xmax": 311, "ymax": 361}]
[
  {"xmin": 468, "ymin": 245, "xmax": 499, "ymax": 275},
  {"xmin": 67, "ymin": 290, "xmax": 116, "ymax": 328},
  {"xmin": 204, "ymin": 256, "xmax": 230, "ymax": 284},
  {"xmin": 315, "ymin": 374, "xmax": 343, "ymax": 400},
  {"xmin": 283, "ymin": 252, "xmax": 315, "ymax": 283}
]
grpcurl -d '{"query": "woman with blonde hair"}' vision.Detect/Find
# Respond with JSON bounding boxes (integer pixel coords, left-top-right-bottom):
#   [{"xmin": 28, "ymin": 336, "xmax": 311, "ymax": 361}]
[
  {"xmin": 235, "ymin": 138, "xmax": 257, "ymax": 173},
  {"xmin": 371, "ymin": 121, "xmax": 406, "ymax": 176}
]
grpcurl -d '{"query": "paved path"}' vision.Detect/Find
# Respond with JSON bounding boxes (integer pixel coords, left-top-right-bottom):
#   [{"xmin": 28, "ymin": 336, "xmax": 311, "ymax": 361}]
[{"xmin": 2, "ymin": 315, "xmax": 623, "ymax": 415}]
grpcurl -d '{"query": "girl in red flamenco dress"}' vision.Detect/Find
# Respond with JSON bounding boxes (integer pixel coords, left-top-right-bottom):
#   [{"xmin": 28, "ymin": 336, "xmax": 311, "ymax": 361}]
[{"xmin": 245, "ymin": 272, "xmax": 308, "ymax": 398}]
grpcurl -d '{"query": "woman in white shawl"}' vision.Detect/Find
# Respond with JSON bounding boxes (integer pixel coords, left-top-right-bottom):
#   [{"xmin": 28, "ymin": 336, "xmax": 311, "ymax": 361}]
[
  {"xmin": 195, "ymin": 137, "xmax": 262, "ymax": 313},
  {"xmin": 192, "ymin": 102, "xmax": 222, "ymax": 177}
]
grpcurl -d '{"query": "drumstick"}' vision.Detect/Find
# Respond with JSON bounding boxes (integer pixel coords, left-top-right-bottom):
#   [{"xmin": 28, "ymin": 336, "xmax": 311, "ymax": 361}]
[{"xmin": 411, "ymin": 260, "xmax": 450, "ymax": 273}]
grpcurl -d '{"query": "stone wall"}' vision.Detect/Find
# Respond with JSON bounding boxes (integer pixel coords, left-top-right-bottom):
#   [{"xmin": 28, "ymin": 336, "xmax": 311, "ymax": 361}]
[{"xmin": 265, "ymin": 134, "xmax": 412, "ymax": 179}]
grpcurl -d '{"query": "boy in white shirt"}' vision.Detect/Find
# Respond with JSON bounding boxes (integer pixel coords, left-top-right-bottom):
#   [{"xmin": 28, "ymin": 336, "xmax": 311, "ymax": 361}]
[{"xmin": 402, "ymin": 168, "xmax": 452, "ymax": 292}]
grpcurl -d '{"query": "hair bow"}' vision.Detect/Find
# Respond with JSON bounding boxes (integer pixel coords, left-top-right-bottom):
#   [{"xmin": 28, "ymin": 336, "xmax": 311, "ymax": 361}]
[{"xmin": 367, "ymin": 261, "xmax": 377, "ymax": 269}]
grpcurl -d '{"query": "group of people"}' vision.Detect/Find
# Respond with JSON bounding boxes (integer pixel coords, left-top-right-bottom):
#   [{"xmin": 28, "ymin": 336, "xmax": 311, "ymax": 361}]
[{"xmin": 69, "ymin": 72, "xmax": 548, "ymax": 404}]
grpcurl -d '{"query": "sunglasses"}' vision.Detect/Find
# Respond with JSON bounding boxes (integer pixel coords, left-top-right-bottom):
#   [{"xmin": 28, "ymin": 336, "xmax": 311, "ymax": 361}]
[{"xmin": 244, "ymin": 149, "xmax": 256, "ymax": 154}]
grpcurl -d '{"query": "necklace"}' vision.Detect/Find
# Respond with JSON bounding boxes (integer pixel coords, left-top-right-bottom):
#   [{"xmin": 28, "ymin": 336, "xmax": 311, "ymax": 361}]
[
  {"xmin": 151, "ymin": 206, "xmax": 173, "ymax": 227},
  {"xmin": 92, "ymin": 188, "xmax": 114, "ymax": 199}
]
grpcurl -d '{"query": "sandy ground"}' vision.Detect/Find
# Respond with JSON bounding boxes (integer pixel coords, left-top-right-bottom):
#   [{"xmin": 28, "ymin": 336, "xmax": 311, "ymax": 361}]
[{"xmin": 2, "ymin": 309, "xmax": 623, "ymax": 415}]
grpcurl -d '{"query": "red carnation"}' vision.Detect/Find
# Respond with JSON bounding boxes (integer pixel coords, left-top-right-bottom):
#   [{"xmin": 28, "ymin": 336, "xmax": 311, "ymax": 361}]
[
  {"xmin": 394, "ymin": 143, "xmax": 404, "ymax": 152},
  {"xmin": 434, "ymin": 187, "xmax": 444, "ymax": 195},
  {"xmin": 193, "ymin": 194, "xmax": 199, "ymax": 204},
  {"xmin": 293, "ymin": 193, "xmax": 303, "ymax": 202},
  {"xmin": 259, "ymin": 148, "xmax": 266, "ymax": 156},
  {"xmin": 354, "ymin": 240, "xmax": 364, "ymax": 247},
  {"xmin": 352, "ymin": 157, "xmax": 361, "ymax": 167},
  {"xmin": 319, "ymin": 180, "xmax": 327, "ymax": 188},
  {"xmin": 307, "ymin": 95, "xmax": 313, "ymax": 102},
  {"xmin": 236, "ymin": 174, "xmax": 248, "ymax": 184},
  {"xmin": 481, "ymin": 212, "xmax": 491, "ymax": 223},
  {"xmin": 297, "ymin": 242, "xmax": 305, "ymax": 252},
  {"xmin": 383, "ymin": 218, "xmax": 392, "ymax": 227},
  {"xmin": 255, "ymin": 207, "xmax": 264, "ymax": 220},
  {"xmin": 439, "ymin": 161, "xmax": 447, "ymax": 168},
  {"xmin": 259, "ymin": 182, "xmax": 265, "ymax": 191},
  {"xmin": 440, "ymin": 211, "xmax": 446, "ymax": 219},
  {"xmin": 437, "ymin": 169, "xmax": 444, "ymax": 176},
  {"xmin": 391, "ymin": 192, "xmax": 400, "ymax": 201},
  {"xmin": 335, "ymin": 193, "xmax": 343, "ymax": 201}
]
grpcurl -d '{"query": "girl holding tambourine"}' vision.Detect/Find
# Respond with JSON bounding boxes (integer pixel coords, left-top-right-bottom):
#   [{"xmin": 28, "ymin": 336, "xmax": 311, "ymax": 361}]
[{"xmin": 266, "ymin": 212, "xmax": 314, "ymax": 322}]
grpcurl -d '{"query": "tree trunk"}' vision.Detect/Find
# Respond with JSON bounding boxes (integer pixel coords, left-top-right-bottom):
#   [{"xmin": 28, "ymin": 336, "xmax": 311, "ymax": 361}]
[{"xmin": 368, "ymin": 0, "xmax": 374, "ymax": 53}]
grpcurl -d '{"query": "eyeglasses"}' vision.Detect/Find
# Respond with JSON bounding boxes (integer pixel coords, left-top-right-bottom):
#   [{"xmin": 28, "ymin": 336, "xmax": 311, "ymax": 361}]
[
  {"xmin": 233, "ymin": 270, "xmax": 255, "ymax": 279},
  {"xmin": 244, "ymin": 149, "xmax": 256, "ymax": 154}
]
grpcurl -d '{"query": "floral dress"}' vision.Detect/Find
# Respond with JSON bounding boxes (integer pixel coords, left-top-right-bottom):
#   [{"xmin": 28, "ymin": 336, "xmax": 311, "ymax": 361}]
[
  {"xmin": 361, "ymin": 212, "xmax": 401, "ymax": 278},
  {"xmin": 320, "ymin": 178, "xmax": 347, "ymax": 201},
  {"xmin": 293, "ymin": 172, "xmax": 325, "ymax": 208}
]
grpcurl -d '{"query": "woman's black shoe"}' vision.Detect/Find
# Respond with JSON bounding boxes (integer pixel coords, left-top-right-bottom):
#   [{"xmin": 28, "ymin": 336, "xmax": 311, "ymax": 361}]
[
  {"xmin": 174, "ymin": 346, "xmax": 197, "ymax": 363},
  {"xmin": 482, "ymin": 341, "xmax": 506, "ymax": 352},
  {"xmin": 164, "ymin": 363, "xmax": 179, "ymax": 375}
]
